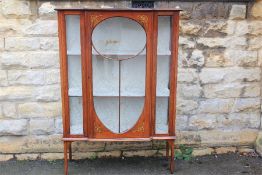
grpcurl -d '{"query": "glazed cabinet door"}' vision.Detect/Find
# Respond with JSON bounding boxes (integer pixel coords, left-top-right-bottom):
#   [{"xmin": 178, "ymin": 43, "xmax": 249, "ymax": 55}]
[{"xmin": 86, "ymin": 12, "xmax": 153, "ymax": 139}]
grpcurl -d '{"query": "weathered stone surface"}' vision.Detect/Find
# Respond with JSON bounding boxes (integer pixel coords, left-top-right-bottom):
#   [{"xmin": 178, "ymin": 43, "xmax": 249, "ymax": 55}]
[
  {"xmin": 18, "ymin": 102, "xmax": 61, "ymax": 118},
  {"xmin": 203, "ymin": 83, "xmax": 260, "ymax": 98},
  {"xmin": 177, "ymin": 83, "xmax": 202, "ymax": 98},
  {"xmin": 41, "ymin": 153, "xmax": 63, "ymax": 160},
  {"xmin": 176, "ymin": 115, "xmax": 188, "ymax": 131},
  {"xmin": 72, "ymin": 152, "xmax": 97, "ymax": 160},
  {"xmin": 1, "ymin": 52, "xmax": 59, "ymax": 69},
  {"xmin": 105, "ymin": 142, "xmax": 152, "ymax": 151},
  {"xmin": 72, "ymin": 142, "xmax": 105, "ymax": 152},
  {"xmin": 97, "ymin": 151, "xmax": 122, "ymax": 158},
  {"xmin": 0, "ymin": 38, "xmax": 4, "ymax": 50},
  {"xmin": 235, "ymin": 21, "xmax": 262, "ymax": 36},
  {"xmin": 123, "ymin": 150, "xmax": 157, "ymax": 157},
  {"xmin": 188, "ymin": 50, "xmax": 205, "ymax": 67},
  {"xmin": 0, "ymin": 86, "xmax": 35, "ymax": 101},
  {"xmin": 1, "ymin": 0, "xmax": 32, "ymax": 18},
  {"xmin": 248, "ymin": 36, "xmax": 262, "ymax": 50},
  {"xmin": 177, "ymin": 68, "xmax": 199, "ymax": 83},
  {"xmin": 180, "ymin": 20, "xmax": 202, "ymax": 35},
  {"xmin": 0, "ymin": 119, "xmax": 27, "ymax": 135},
  {"xmin": 35, "ymin": 85, "xmax": 61, "ymax": 102},
  {"xmin": 38, "ymin": 2, "xmax": 56, "ymax": 19},
  {"xmin": 229, "ymin": 5, "xmax": 246, "ymax": 20},
  {"xmin": 40, "ymin": 37, "xmax": 58, "ymax": 50},
  {"xmin": 177, "ymin": 98, "xmax": 198, "ymax": 115},
  {"xmin": 255, "ymin": 131, "xmax": 262, "ymax": 156},
  {"xmin": 0, "ymin": 135, "xmax": 63, "ymax": 153},
  {"xmin": 44, "ymin": 69, "xmax": 60, "ymax": 84},
  {"xmin": 23, "ymin": 20, "xmax": 58, "ymax": 36},
  {"xmin": 54, "ymin": 118, "xmax": 62, "ymax": 134},
  {"xmin": 5, "ymin": 37, "xmax": 40, "ymax": 51},
  {"xmin": 16, "ymin": 153, "xmax": 39, "ymax": 160},
  {"xmin": 179, "ymin": 37, "xmax": 195, "ymax": 48},
  {"xmin": 0, "ymin": 70, "xmax": 8, "ymax": 86},
  {"xmin": 199, "ymin": 129, "xmax": 258, "ymax": 146},
  {"xmin": 251, "ymin": 0, "xmax": 262, "ymax": 19},
  {"xmin": 175, "ymin": 131, "xmax": 201, "ymax": 145},
  {"xmin": 224, "ymin": 49, "xmax": 257, "ymax": 66},
  {"xmin": 189, "ymin": 114, "xmax": 217, "ymax": 130},
  {"xmin": 197, "ymin": 37, "xmax": 246, "ymax": 48},
  {"xmin": 217, "ymin": 112, "xmax": 260, "ymax": 129},
  {"xmin": 0, "ymin": 154, "xmax": 13, "ymax": 161},
  {"xmin": 237, "ymin": 147, "xmax": 255, "ymax": 154},
  {"xmin": 2, "ymin": 103, "xmax": 16, "ymax": 118},
  {"xmin": 199, "ymin": 67, "xmax": 260, "ymax": 84},
  {"xmin": 8, "ymin": 70, "xmax": 45, "ymax": 85},
  {"xmin": 30, "ymin": 119, "xmax": 54, "ymax": 135},
  {"xmin": 192, "ymin": 148, "xmax": 214, "ymax": 157},
  {"xmin": 215, "ymin": 147, "xmax": 237, "ymax": 154}
]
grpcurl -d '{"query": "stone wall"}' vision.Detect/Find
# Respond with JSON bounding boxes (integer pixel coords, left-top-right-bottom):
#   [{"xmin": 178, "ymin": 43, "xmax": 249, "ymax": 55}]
[{"xmin": 0, "ymin": 0, "xmax": 261, "ymax": 160}]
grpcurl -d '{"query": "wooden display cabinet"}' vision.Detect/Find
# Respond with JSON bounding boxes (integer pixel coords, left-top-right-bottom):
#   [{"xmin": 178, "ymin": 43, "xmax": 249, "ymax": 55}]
[{"xmin": 56, "ymin": 8, "xmax": 181, "ymax": 175}]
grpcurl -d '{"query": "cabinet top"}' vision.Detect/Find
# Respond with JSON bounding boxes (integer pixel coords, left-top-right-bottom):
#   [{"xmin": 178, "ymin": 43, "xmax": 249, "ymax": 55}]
[{"xmin": 55, "ymin": 8, "xmax": 182, "ymax": 11}]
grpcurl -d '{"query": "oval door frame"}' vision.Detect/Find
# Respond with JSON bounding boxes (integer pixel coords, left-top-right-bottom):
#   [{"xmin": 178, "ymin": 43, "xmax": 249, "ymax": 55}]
[{"xmin": 84, "ymin": 11, "xmax": 153, "ymax": 139}]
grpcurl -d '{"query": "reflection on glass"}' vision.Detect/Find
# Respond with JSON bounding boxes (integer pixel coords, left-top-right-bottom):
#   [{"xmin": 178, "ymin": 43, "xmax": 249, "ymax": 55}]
[
  {"xmin": 66, "ymin": 15, "xmax": 83, "ymax": 135},
  {"xmin": 92, "ymin": 17, "xmax": 146, "ymax": 134},
  {"xmin": 155, "ymin": 16, "xmax": 171, "ymax": 134}
]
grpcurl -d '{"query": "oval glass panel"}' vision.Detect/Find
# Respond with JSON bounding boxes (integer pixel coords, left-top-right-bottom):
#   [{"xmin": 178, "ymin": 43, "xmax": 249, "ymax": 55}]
[
  {"xmin": 92, "ymin": 17, "xmax": 146, "ymax": 134},
  {"xmin": 92, "ymin": 17, "xmax": 146, "ymax": 60}
]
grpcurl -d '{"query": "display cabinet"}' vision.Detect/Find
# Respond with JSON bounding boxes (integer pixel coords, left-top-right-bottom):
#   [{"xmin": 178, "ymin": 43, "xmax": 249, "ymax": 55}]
[{"xmin": 56, "ymin": 8, "xmax": 180, "ymax": 174}]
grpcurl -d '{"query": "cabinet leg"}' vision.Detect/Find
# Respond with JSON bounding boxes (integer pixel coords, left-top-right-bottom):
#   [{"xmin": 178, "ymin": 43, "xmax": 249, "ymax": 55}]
[
  {"xmin": 169, "ymin": 140, "xmax": 175, "ymax": 174},
  {"xmin": 69, "ymin": 142, "xmax": 72, "ymax": 161},
  {"xmin": 166, "ymin": 140, "xmax": 169, "ymax": 159},
  {"xmin": 64, "ymin": 142, "xmax": 69, "ymax": 175}
]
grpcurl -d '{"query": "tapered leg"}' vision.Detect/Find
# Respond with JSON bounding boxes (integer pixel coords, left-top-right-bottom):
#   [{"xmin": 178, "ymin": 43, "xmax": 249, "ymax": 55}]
[
  {"xmin": 64, "ymin": 142, "xmax": 69, "ymax": 175},
  {"xmin": 166, "ymin": 140, "xmax": 169, "ymax": 158},
  {"xmin": 69, "ymin": 142, "xmax": 72, "ymax": 161},
  {"xmin": 169, "ymin": 140, "xmax": 175, "ymax": 174}
]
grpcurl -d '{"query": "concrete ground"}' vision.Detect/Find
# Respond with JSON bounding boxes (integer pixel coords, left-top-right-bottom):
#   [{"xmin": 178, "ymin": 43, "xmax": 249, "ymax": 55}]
[{"xmin": 0, "ymin": 153, "xmax": 261, "ymax": 175}]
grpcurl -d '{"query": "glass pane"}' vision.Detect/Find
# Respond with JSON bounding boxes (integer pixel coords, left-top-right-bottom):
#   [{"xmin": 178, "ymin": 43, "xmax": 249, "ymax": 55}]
[
  {"xmin": 69, "ymin": 97, "xmax": 83, "ymax": 134},
  {"xmin": 66, "ymin": 15, "xmax": 81, "ymax": 55},
  {"xmin": 92, "ymin": 17, "xmax": 146, "ymax": 59},
  {"xmin": 155, "ymin": 16, "xmax": 171, "ymax": 134},
  {"xmin": 66, "ymin": 15, "xmax": 83, "ymax": 135},
  {"xmin": 92, "ymin": 17, "xmax": 146, "ymax": 134}
]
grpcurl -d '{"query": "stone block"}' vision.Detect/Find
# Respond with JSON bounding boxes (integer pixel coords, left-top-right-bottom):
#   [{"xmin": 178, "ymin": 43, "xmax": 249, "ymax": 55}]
[
  {"xmin": 8, "ymin": 70, "xmax": 45, "ymax": 85},
  {"xmin": 177, "ymin": 68, "xmax": 199, "ymax": 83},
  {"xmin": 255, "ymin": 131, "xmax": 262, "ymax": 156},
  {"xmin": 0, "ymin": 70, "xmax": 8, "ymax": 86},
  {"xmin": 199, "ymin": 129, "xmax": 258, "ymax": 147},
  {"xmin": 0, "ymin": 119, "xmax": 27, "ymax": 135},
  {"xmin": 198, "ymin": 99, "xmax": 234, "ymax": 114},
  {"xmin": 0, "ymin": 154, "xmax": 13, "ymax": 161},
  {"xmin": 235, "ymin": 21, "xmax": 262, "ymax": 36},
  {"xmin": 188, "ymin": 114, "xmax": 217, "ymax": 130},
  {"xmin": 54, "ymin": 118, "xmax": 62, "ymax": 134},
  {"xmin": 97, "ymin": 151, "xmax": 121, "ymax": 158},
  {"xmin": 123, "ymin": 150, "xmax": 157, "ymax": 157},
  {"xmin": 41, "ymin": 153, "xmax": 63, "ymax": 160},
  {"xmin": 1, "ymin": 0, "xmax": 32, "ymax": 18},
  {"xmin": 251, "ymin": 0, "xmax": 262, "ymax": 19},
  {"xmin": 72, "ymin": 142, "xmax": 105, "ymax": 152},
  {"xmin": 105, "ymin": 142, "xmax": 152, "ymax": 151},
  {"xmin": 30, "ymin": 119, "xmax": 54, "ymax": 135},
  {"xmin": 44, "ymin": 69, "xmax": 60, "ymax": 85},
  {"xmin": 38, "ymin": 2, "xmax": 56, "ymax": 19},
  {"xmin": 35, "ymin": 85, "xmax": 61, "ymax": 102},
  {"xmin": 40, "ymin": 37, "xmax": 58, "ymax": 50},
  {"xmin": 2, "ymin": 103, "xmax": 16, "ymax": 118},
  {"xmin": 224, "ymin": 49, "xmax": 257, "ymax": 67},
  {"xmin": 180, "ymin": 20, "xmax": 202, "ymax": 35},
  {"xmin": 177, "ymin": 99, "xmax": 198, "ymax": 115},
  {"xmin": 177, "ymin": 83, "xmax": 202, "ymax": 98},
  {"xmin": 5, "ymin": 37, "xmax": 40, "ymax": 51},
  {"xmin": 23, "ymin": 20, "xmax": 57, "ymax": 36},
  {"xmin": 0, "ymin": 86, "xmax": 35, "ymax": 101},
  {"xmin": 179, "ymin": 37, "xmax": 195, "ymax": 49},
  {"xmin": 215, "ymin": 147, "xmax": 237, "ymax": 154},
  {"xmin": 192, "ymin": 148, "xmax": 214, "ymax": 157},
  {"xmin": 217, "ymin": 112, "xmax": 260, "ymax": 129},
  {"xmin": 229, "ymin": 5, "xmax": 246, "ymax": 20},
  {"xmin": 1, "ymin": 51, "xmax": 59, "ymax": 69},
  {"xmin": 248, "ymin": 36, "xmax": 262, "ymax": 50},
  {"xmin": 18, "ymin": 102, "xmax": 61, "ymax": 118},
  {"xmin": 203, "ymin": 83, "xmax": 260, "ymax": 98},
  {"xmin": 176, "ymin": 115, "xmax": 188, "ymax": 131},
  {"xmin": 0, "ymin": 135, "xmax": 63, "ymax": 153},
  {"xmin": 16, "ymin": 153, "xmax": 39, "ymax": 160},
  {"xmin": 72, "ymin": 152, "xmax": 96, "ymax": 160}
]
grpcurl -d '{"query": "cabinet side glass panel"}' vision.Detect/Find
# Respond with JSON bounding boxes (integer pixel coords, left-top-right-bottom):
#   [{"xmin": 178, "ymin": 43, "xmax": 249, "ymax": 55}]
[
  {"xmin": 65, "ymin": 15, "xmax": 83, "ymax": 135},
  {"xmin": 155, "ymin": 16, "xmax": 171, "ymax": 134}
]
